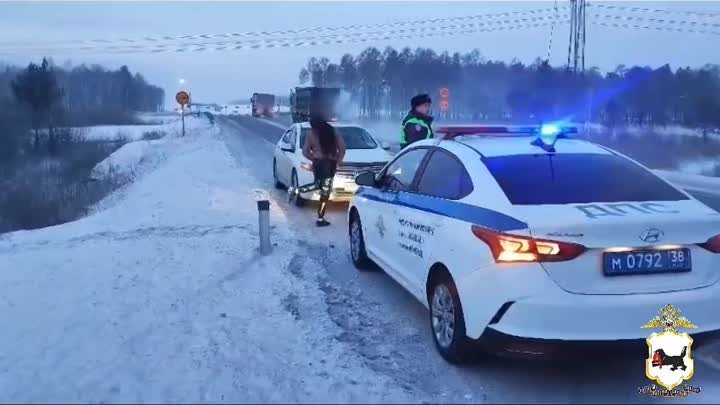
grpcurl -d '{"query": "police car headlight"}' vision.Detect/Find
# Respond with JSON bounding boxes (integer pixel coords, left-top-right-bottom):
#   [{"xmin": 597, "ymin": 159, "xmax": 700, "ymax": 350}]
[{"xmin": 300, "ymin": 162, "xmax": 313, "ymax": 171}]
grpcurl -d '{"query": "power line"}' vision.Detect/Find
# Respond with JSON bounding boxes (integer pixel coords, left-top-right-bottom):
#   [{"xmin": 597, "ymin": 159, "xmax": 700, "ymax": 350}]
[
  {"xmin": 546, "ymin": 0, "xmax": 562, "ymax": 61},
  {"xmin": 47, "ymin": 21, "xmax": 567, "ymax": 56},
  {"xmin": 592, "ymin": 13, "xmax": 720, "ymax": 29},
  {"xmin": 0, "ymin": 6, "xmax": 569, "ymax": 49},
  {"xmin": 588, "ymin": 3, "xmax": 720, "ymax": 18},
  {"xmin": 590, "ymin": 20, "xmax": 720, "ymax": 36},
  {"xmin": 0, "ymin": 14, "xmax": 566, "ymax": 54}
]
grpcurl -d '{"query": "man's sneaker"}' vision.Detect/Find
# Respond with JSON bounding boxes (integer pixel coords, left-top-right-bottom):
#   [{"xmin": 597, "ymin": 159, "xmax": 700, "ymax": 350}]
[{"xmin": 316, "ymin": 218, "xmax": 331, "ymax": 227}]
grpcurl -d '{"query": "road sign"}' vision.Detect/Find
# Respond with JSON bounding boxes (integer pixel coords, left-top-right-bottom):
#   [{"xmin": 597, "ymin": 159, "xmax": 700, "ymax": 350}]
[
  {"xmin": 439, "ymin": 99, "xmax": 449, "ymax": 112},
  {"xmin": 439, "ymin": 87, "xmax": 450, "ymax": 99},
  {"xmin": 176, "ymin": 91, "xmax": 190, "ymax": 106}
]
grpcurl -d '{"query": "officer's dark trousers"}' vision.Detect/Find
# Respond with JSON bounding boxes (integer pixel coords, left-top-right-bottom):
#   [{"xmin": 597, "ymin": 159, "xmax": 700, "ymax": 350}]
[{"xmin": 298, "ymin": 159, "xmax": 337, "ymax": 219}]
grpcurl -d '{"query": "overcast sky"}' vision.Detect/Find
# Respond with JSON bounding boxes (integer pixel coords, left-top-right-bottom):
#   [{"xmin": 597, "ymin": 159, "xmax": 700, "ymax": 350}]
[{"xmin": 1, "ymin": 1, "xmax": 719, "ymax": 105}]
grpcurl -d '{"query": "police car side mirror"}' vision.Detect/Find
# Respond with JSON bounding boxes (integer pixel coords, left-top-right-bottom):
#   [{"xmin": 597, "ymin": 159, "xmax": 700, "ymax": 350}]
[
  {"xmin": 381, "ymin": 141, "xmax": 391, "ymax": 150},
  {"xmin": 355, "ymin": 172, "xmax": 377, "ymax": 187}
]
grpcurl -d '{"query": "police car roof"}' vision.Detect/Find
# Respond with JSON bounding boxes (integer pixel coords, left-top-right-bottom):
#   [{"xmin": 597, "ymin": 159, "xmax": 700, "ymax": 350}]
[{"xmin": 449, "ymin": 136, "xmax": 613, "ymax": 157}]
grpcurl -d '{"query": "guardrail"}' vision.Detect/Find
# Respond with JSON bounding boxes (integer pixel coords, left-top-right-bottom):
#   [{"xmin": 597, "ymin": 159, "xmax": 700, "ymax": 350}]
[{"xmin": 653, "ymin": 170, "xmax": 720, "ymax": 196}]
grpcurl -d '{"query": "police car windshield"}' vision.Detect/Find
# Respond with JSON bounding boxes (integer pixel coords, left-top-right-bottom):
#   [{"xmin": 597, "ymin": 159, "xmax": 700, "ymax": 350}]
[
  {"xmin": 483, "ymin": 153, "xmax": 690, "ymax": 205},
  {"xmin": 301, "ymin": 127, "xmax": 377, "ymax": 149}
]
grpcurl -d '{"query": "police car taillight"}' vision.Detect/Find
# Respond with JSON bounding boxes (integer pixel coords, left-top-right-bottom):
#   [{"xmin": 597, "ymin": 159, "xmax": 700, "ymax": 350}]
[
  {"xmin": 471, "ymin": 226, "xmax": 586, "ymax": 263},
  {"xmin": 699, "ymin": 234, "xmax": 720, "ymax": 253}
]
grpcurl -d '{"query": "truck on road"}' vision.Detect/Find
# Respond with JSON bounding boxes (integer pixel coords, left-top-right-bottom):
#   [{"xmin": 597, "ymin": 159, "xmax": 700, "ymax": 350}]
[
  {"xmin": 251, "ymin": 93, "xmax": 276, "ymax": 118},
  {"xmin": 290, "ymin": 87, "xmax": 341, "ymax": 123}
]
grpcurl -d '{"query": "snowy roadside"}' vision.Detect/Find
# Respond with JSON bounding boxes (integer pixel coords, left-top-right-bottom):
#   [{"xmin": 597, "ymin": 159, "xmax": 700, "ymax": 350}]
[
  {"xmin": 0, "ymin": 122, "xmax": 413, "ymax": 402},
  {"xmin": 654, "ymin": 169, "xmax": 720, "ymax": 196},
  {"xmin": 51, "ymin": 112, "xmax": 209, "ymax": 142},
  {"xmin": 88, "ymin": 115, "xmax": 217, "ymax": 183}
]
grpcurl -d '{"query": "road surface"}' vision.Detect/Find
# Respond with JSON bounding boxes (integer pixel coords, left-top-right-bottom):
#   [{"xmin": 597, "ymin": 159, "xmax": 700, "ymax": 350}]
[{"xmin": 222, "ymin": 115, "xmax": 720, "ymax": 404}]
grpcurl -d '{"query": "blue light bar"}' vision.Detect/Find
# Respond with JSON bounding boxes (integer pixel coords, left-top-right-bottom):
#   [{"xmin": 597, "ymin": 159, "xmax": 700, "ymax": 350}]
[{"xmin": 438, "ymin": 125, "xmax": 577, "ymax": 140}]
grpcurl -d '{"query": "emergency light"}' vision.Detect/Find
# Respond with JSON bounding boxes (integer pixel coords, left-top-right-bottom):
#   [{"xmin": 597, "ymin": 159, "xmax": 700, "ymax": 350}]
[
  {"xmin": 540, "ymin": 124, "xmax": 561, "ymax": 137},
  {"xmin": 531, "ymin": 124, "xmax": 567, "ymax": 152},
  {"xmin": 437, "ymin": 124, "xmax": 576, "ymax": 141}
]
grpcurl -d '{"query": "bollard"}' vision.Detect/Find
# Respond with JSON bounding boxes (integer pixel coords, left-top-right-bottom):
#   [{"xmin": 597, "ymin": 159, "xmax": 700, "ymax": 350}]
[{"xmin": 257, "ymin": 200, "xmax": 271, "ymax": 255}]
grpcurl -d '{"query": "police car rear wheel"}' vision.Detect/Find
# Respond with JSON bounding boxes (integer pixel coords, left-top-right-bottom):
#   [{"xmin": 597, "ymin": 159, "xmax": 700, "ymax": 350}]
[
  {"xmin": 349, "ymin": 212, "xmax": 372, "ymax": 270},
  {"xmin": 429, "ymin": 275, "xmax": 474, "ymax": 364}
]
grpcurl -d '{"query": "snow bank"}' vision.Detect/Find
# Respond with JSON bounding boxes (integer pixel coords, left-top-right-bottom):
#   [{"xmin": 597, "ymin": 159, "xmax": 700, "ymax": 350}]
[
  {"xmin": 89, "ymin": 139, "xmax": 163, "ymax": 181},
  {"xmin": 217, "ymin": 104, "xmax": 252, "ymax": 116},
  {"xmin": 135, "ymin": 112, "xmax": 177, "ymax": 125},
  {"xmin": 81, "ymin": 124, "xmax": 167, "ymax": 141},
  {"xmin": 70, "ymin": 114, "xmax": 215, "ymax": 142},
  {"xmin": 654, "ymin": 169, "xmax": 720, "ymax": 195},
  {"xmin": 0, "ymin": 121, "xmax": 411, "ymax": 402},
  {"xmin": 89, "ymin": 115, "xmax": 219, "ymax": 181},
  {"xmin": 675, "ymin": 158, "xmax": 720, "ymax": 177}
]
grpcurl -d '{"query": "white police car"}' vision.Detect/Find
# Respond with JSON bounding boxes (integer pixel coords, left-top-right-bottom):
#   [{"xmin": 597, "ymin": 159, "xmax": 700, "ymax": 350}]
[{"xmin": 347, "ymin": 125, "xmax": 720, "ymax": 363}]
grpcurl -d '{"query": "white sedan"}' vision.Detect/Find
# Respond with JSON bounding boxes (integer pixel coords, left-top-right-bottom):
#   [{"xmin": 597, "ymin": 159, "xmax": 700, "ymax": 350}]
[
  {"xmin": 347, "ymin": 125, "xmax": 720, "ymax": 363},
  {"xmin": 273, "ymin": 122, "xmax": 393, "ymax": 206}
]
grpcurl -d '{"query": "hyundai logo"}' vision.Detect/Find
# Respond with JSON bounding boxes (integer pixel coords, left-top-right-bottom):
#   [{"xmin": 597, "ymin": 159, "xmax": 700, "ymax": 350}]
[{"xmin": 639, "ymin": 228, "xmax": 664, "ymax": 243}]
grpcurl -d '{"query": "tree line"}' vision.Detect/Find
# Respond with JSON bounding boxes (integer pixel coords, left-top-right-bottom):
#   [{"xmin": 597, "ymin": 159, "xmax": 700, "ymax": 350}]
[
  {"xmin": 298, "ymin": 47, "xmax": 720, "ymax": 134},
  {"xmin": 0, "ymin": 58, "xmax": 165, "ymax": 157}
]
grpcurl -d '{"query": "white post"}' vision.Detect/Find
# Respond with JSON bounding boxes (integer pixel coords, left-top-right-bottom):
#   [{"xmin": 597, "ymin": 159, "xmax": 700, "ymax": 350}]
[{"xmin": 257, "ymin": 200, "xmax": 271, "ymax": 255}]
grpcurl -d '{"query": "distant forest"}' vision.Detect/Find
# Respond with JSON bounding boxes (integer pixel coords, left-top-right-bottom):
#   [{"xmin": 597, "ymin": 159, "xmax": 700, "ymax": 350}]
[
  {"xmin": 0, "ymin": 58, "xmax": 164, "ymax": 157},
  {"xmin": 298, "ymin": 46, "xmax": 720, "ymax": 133},
  {"xmin": 0, "ymin": 59, "xmax": 165, "ymax": 127}
]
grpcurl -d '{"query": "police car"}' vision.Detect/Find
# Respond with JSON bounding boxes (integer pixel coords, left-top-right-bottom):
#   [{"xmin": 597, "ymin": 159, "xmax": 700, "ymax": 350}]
[
  {"xmin": 347, "ymin": 124, "xmax": 720, "ymax": 363},
  {"xmin": 273, "ymin": 122, "xmax": 392, "ymax": 205}
]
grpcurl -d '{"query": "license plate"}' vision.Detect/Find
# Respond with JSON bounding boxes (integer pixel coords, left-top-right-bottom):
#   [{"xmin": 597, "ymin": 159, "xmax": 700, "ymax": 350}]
[{"xmin": 603, "ymin": 248, "xmax": 691, "ymax": 276}]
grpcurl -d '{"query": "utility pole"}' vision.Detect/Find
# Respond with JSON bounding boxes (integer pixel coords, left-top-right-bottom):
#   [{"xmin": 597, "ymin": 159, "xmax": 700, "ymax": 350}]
[{"xmin": 567, "ymin": 0, "xmax": 587, "ymax": 75}]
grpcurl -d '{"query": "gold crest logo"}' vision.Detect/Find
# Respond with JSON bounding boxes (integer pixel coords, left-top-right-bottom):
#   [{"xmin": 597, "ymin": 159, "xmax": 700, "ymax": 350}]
[{"xmin": 642, "ymin": 305, "xmax": 697, "ymax": 391}]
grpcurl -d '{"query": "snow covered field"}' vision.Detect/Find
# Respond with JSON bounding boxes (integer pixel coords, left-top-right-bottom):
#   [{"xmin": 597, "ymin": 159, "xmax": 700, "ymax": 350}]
[
  {"xmin": 80, "ymin": 115, "xmax": 212, "ymax": 142},
  {"xmin": 654, "ymin": 169, "xmax": 720, "ymax": 194},
  {"xmin": 0, "ymin": 117, "xmax": 412, "ymax": 402},
  {"xmin": 88, "ymin": 115, "xmax": 217, "ymax": 182}
]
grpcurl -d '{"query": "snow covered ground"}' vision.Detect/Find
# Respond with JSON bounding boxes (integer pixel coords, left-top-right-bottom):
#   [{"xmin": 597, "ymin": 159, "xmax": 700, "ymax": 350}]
[
  {"xmin": 1, "ymin": 113, "xmax": 719, "ymax": 403},
  {"xmin": 654, "ymin": 169, "xmax": 720, "ymax": 195},
  {"xmin": 77, "ymin": 116, "xmax": 205, "ymax": 142},
  {"xmin": 210, "ymin": 104, "xmax": 289, "ymax": 117},
  {"xmin": 89, "ymin": 115, "xmax": 216, "ymax": 182},
  {"xmin": 0, "ymin": 117, "xmax": 413, "ymax": 402}
]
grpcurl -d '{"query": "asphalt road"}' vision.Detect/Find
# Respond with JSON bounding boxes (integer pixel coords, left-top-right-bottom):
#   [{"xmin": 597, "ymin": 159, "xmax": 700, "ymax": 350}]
[
  {"xmin": 228, "ymin": 115, "xmax": 720, "ymax": 213},
  {"xmin": 222, "ymin": 115, "xmax": 720, "ymax": 404}
]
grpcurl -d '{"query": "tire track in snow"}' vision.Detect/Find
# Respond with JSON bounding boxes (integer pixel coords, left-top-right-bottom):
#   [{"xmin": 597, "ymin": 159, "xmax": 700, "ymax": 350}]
[{"xmin": 284, "ymin": 241, "xmax": 481, "ymax": 403}]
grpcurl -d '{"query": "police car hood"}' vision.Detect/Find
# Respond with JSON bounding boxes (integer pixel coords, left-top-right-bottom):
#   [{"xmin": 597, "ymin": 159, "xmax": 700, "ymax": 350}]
[
  {"xmin": 342, "ymin": 147, "xmax": 393, "ymax": 165},
  {"xmin": 508, "ymin": 199, "xmax": 720, "ymax": 295}
]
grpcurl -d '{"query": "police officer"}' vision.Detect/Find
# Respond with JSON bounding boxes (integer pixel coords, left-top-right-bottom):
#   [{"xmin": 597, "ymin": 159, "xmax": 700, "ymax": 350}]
[{"xmin": 400, "ymin": 94, "xmax": 434, "ymax": 149}]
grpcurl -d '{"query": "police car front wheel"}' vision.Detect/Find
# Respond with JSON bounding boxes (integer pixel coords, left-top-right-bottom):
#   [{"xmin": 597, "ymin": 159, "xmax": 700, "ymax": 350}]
[
  {"xmin": 349, "ymin": 211, "xmax": 373, "ymax": 270},
  {"xmin": 429, "ymin": 274, "xmax": 475, "ymax": 364}
]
